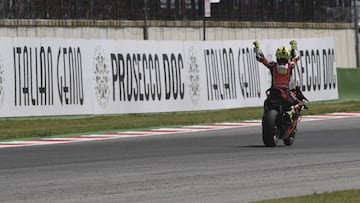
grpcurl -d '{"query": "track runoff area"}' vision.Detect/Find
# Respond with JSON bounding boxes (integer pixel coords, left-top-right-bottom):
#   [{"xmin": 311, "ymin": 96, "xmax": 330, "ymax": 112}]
[{"xmin": 0, "ymin": 112, "xmax": 359, "ymax": 148}]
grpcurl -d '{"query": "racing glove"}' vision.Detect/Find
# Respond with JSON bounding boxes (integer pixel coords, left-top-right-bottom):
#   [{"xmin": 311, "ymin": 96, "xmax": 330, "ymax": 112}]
[
  {"xmin": 253, "ymin": 41, "xmax": 264, "ymax": 62},
  {"xmin": 253, "ymin": 41, "xmax": 260, "ymax": 49},
  {"xmin": 290, "ymin": 40, "xmax": 299, "ymax": 60},
  {"xmin": 290, "ymin": 40, "xmax": 297, "ymax": 50}
]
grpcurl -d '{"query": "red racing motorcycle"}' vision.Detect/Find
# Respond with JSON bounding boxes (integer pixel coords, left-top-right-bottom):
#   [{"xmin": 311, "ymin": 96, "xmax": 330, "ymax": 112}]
[{"xmin": 262, "ymin": 86, "xmax": 308, "ymax": 147}]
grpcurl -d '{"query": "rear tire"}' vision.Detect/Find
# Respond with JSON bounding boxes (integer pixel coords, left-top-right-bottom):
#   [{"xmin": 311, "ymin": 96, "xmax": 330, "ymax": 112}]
[{"xmin": 262, "ymin": 110, "xmax": 280, "ymax": 147}]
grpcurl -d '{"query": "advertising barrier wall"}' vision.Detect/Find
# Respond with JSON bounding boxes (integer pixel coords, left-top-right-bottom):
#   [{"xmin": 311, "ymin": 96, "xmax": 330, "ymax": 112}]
[{"xmin": 0, "ymin": 37, "xmax": 338, "ymax": 117}]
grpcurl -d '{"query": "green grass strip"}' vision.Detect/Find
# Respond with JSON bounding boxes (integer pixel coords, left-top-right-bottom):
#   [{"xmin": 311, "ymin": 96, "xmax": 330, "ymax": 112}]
[{"xmin": 251, "ymin": 189, "xmax": 360, "ymax": 203}]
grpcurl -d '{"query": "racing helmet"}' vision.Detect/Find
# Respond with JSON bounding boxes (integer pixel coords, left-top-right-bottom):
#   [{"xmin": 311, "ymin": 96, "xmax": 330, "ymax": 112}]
[{"xmin": 275, "ymin": 46, "xmax": 290, "ymax": 65}]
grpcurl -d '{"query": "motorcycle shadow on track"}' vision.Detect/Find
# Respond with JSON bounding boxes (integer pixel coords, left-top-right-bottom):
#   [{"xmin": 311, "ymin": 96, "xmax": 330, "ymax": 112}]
[{"xmin": 234, "ymin": 144, "xmax": 289, "ymax": 148}]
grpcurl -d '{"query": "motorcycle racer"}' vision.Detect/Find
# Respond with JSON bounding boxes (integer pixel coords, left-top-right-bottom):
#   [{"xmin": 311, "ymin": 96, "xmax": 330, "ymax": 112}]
[
  {"xmin": 255, "ymin": 40, "xmax": 309, "ymax": 146},
  {"xmin": 253, "ymin": 40, "xmax": 304, "ymax": 113}
]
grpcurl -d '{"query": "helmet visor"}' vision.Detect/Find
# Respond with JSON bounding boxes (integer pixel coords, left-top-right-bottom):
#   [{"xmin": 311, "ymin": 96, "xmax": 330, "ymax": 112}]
[{"xmin": 277, "ymin": 58, "xmax": 288, "ymax": 65}]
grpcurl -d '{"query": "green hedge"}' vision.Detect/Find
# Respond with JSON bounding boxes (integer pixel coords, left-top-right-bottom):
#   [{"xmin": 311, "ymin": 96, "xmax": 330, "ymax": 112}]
[{"xmin": 337, "ymin": 68, "xmax": 360, "ymax": 101}]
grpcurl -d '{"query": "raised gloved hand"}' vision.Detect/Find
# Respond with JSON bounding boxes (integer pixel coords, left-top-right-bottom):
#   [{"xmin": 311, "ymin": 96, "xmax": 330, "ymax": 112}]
[
  {"xmin": 290, "ymin": 40, "xmax": 297, "ymax": 50},
  {"xmin": 289, "ymin": 40, "xmax": 299, "ymax": 60},
  {"xmin": 253, "ymin": 41, "xmax": 260, "ymax": 49},
  {"xmin": 255, "ymin": 51, "xmax": 264, "ymax": 62},
  {"xmin": 253, "ymin": 41, "xmax": 263, "ymax": 61}
]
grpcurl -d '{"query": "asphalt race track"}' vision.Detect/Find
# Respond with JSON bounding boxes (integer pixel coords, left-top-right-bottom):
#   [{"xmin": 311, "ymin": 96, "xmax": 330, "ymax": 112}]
[{"xmin": 0, "ymin": 116, "xmax": 359, "ymax": 203}]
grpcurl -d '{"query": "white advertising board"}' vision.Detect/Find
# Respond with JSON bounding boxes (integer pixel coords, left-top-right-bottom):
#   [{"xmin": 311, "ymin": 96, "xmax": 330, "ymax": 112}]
[{"xmin": 0, "ymin": 37, "xmax": 337, "ymax": 117}]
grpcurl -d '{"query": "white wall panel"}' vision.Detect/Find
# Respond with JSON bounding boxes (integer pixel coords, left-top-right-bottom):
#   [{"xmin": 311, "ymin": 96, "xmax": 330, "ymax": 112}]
[{"xmin": 0, "ymin": 37, "xmax": 338, "ymax": 117}]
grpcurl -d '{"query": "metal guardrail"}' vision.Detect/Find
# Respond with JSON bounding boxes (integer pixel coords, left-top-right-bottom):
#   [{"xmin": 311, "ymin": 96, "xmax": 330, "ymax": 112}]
[{"xmin": 0, "ymin": 0, "xmax": 354, "ymax": 23}]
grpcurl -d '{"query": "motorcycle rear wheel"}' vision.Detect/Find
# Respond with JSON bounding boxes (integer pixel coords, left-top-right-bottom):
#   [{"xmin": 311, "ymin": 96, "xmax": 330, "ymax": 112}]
[{"xmin": 262, "ymin": 109, "xmax": 280, "ymax": 147}]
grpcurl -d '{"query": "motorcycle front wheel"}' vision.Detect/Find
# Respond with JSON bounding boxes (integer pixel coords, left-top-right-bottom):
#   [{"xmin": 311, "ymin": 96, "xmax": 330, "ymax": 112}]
[{"xmin": 262, "ymin": 109, "xmax": 280, "ymax": 147}]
